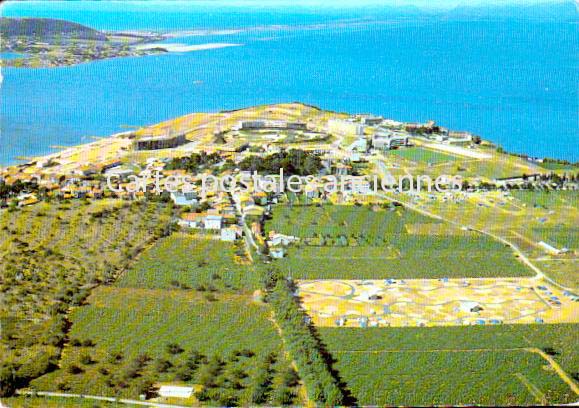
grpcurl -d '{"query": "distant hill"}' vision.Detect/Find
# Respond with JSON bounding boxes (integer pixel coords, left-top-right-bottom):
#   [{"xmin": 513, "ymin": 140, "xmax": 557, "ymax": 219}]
[
  {"xmin": 443, "ymin": 1, "xmax": 578, "ymax": 21},
  {"xmin": 0, "ymin": 17, "xmax": 108, "ymax": 41}
]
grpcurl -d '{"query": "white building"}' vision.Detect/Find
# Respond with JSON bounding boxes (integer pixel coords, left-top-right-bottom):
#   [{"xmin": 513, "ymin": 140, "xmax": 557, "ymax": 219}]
[
  {"xmin": 170, "ymin": 191, "xmax": 198, "ymax": 206},
  {"xmin": 327, "ymin": 119, "xmax": 365, "ymax": 136},
  {"xmin": 372, "ymin": 131, "xmax": 409, "ymax": 150},
  {"xmin": 220, "ymin": 227, "xmax": 238, "ymax": 242},
  {"xmin": 205, "ymin": 215, "xmax": 223, "ymax": 230},
  {"xmin": 347, "ymin": 137, "xmax": 368, "ymax": 152}
]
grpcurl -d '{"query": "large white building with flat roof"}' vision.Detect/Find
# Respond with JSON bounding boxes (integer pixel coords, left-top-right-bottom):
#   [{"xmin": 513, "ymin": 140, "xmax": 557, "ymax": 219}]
[{"xmin": 372, "ymin": 131, "xmax": 409, "ymax": 150}]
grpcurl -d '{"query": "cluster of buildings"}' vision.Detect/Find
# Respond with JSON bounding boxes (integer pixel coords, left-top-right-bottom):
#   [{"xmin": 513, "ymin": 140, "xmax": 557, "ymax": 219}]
[{"xmin": 132, "ymin": 132, "xmax": 189, "ymax": 151}]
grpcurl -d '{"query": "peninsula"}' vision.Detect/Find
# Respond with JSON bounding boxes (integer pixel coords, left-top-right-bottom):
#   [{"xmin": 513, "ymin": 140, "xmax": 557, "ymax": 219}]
[
  {"xmin": 0, "ymin": 18, "xmax": 239, "ymax": 67},
  {"xmin": 1, "ymin": 103, "xmax": 577, "ymax": 407}
]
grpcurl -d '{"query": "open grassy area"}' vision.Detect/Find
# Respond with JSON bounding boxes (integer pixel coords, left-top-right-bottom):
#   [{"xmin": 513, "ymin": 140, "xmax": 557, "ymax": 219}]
[
  {"xmin": 387, "ymin": 147, "xmax": 458, "ymax": 164},
  {"xmin": 267, "ymin": 204, "xmax": 532, "ymax": 279},
  {"xmin": 116, "ymin": 233, "xmax": 264, "ymax": 293},
  {"xmin": 531, "ymin": 226, "xmax": 579, "ymax": 250},
  {"xmin": 319, "ymin": 324, "xmax": 579, "ymax": 406}
]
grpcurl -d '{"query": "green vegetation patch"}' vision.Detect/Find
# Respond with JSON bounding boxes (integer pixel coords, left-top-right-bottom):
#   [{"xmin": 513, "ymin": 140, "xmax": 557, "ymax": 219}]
[
  {"xmin": 0, "ymin": 200, "xmax": 173, "ymax": 395},
  {"xmin": 30, "ymin": 287, "xmax": 299, "ymax": 405},
  {"xmin": 511, "ymin": 191, "xmax": 578, "ymax": 210},
  {"xmin": 332, "ymin": 350, "xmax": 566, "ymax": 406},
  {"xmin": 387, "ymin": 147, "xmax": 458, "ymax": 164},
  {"xmin": 267, "ymin": 204, "xmax": 532, "ymax": 279},
  {"xmin": 319, "ymin": 324, "xmax": 579, "ymax": 406},
  {"xmin": 266, "ymin": 204, "xmax": 435, "ymax": 246},
  {"xmin": 531, "ymin": 226, "xmax": 579, "ymax": 250},
  {"xmin": 116, "ymin": 233, "xmax": 264, "ymax": 292}
]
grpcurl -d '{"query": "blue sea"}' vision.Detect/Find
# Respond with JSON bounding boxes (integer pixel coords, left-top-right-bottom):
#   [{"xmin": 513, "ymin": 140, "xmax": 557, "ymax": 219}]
[{"xmin": 1, "ymin": 1, "xmax": 578, "ymax": 164}]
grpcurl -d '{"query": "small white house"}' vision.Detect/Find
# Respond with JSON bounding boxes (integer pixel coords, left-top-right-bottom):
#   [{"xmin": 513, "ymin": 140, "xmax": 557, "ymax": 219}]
[
  {"xmin": 205, "ymin": 215, "xmax": 223, "ymax": 230},
  {"xmin": 220, "ymin": 227, "xmax": 238, "ymax": 242},
  {"xmin": 269, "ymin": 233, "xmax": 299, "ymax": 247},
  {"xmin": 270, "ymin": 247, "xmax": 285, "ymax": 259},
  {"xmin": 158, "ymin": 385, "xmax": 193, "ymax": 399},
  {"xmin": 170, "ymin": 191, "xmax": 198, "ymax": 206}
]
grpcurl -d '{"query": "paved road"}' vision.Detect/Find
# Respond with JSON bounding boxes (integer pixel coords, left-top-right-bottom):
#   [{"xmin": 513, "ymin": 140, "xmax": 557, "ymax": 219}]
[{"xmin": 14, "ymin": 391, "xmax": 189, "ymax": 408}]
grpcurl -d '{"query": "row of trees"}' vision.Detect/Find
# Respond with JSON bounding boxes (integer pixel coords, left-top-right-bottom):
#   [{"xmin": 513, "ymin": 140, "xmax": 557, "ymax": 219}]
[
  {"xmin": 165, "ymin": 152, "xmax": 226, "ymax": 173},
  {"xmin": 263, "ymin": 268, "xmax": 346, "ymax": 405},
  {"xmin": 238, "ymin": 149, "xmax": 324, "ymax": 176}
]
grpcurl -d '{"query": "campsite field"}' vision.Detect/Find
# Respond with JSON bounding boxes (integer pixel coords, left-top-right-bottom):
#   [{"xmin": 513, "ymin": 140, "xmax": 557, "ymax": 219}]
[
  {"xmin": 298, "ymin": 278, "xmax": 579, "ymax": 327},
  {"xmin": 376, "ymin": 189, "xmax": 578, "ymax": 288},
  {"xmin": 116, "ymin": 233, "xmax": 264, "ymax": 293},
  {"xmin": 267, "ymin": 204, "xmax": 533, "ymax": 279},
  {"xmin": 319, "ymin": 324, "xmax": 579, "ymax": 406}
]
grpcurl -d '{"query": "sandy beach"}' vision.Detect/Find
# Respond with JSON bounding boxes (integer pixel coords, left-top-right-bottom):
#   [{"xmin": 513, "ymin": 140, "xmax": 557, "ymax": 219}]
[{"xmin": 134, "ymin": 42, "xmax": 243, "ymax": 52}]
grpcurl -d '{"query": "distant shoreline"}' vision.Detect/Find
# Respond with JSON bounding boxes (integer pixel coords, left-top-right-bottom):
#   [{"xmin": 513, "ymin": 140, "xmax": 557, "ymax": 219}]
[{"xmin": 134, "ymin": 42, "xmax": 243, "ymax": 53}]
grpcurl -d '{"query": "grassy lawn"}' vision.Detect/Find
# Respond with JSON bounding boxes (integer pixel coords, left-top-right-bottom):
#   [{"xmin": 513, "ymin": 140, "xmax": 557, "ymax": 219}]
[
  {"xmin": 116, "ymin": 233, "xmax": 264, "ymax": 293},
  {"xmin": 387, "ymin": 147, "xmax": 458, "ymax": 164},
  {"xmin": 267, "ymin": 204, "xmax": 532, "ymax": 279},
  {"xmin": 319, "ymin": 324, "xmax": 579, "ymax": 406}
]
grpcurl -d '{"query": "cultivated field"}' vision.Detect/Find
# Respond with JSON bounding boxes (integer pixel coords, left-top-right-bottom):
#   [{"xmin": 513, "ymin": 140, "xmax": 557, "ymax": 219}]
[
  {"xmin": 266, "ymin": 204, "xmax": 533, "ymax": 279},
  {"xmin": 116, "ymin": 233, "xmax": 264, "ymax": 293},
  {"xmin": 30, "ymin": 286, "xmax": 299, "ymax": 405},
  {"xmin": 319, "ymin": 324, "xmax": 579, "ymax": 406},
  {"xmin": 0, "ymin": 200, "xmax": 173, "ymax": 395},
  {"xmin": 27, "ymin": 230, "xmax": 301, "ymax": 406}
]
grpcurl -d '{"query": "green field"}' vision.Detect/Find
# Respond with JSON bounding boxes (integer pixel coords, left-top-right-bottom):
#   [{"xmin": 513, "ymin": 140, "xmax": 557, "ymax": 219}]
[
  {"xmin": 267, "ymin": 204, "xmax": 533, "ymax": 279},
  {"xmin": 537, "ymin": 162, "xmax": 579, "ymax": 171},
  {"xmin": 511, "ymin": 191, "xmax": 578, "ymax": 210},
  {"xmin": 27, "ymin": 229, "xmax": 301, "ymax": 406},
  {"xmin": 266, "ymin": 204, "xmax": 435, "ymax": 245},
  {"xmin": 531, "ymin": 226, "xmax": 579, "ymax": 250},
  {"xmin": 116, "ymin": 233, "xmax": 264, "ymax": 293},
  {"xmin": 30, "ymin": 287, "xmax": 299, "ymax": 405},
  {"xmin": 319, "ymin": 324, "xmax": 579, "ymax": 406},
  {"xmin": 1, "ymin": 200, "xmax": 173, "ymax": 394},
  {"xmin": 387, "ymin": 147, "xmax": 458, "ymax": 164}
]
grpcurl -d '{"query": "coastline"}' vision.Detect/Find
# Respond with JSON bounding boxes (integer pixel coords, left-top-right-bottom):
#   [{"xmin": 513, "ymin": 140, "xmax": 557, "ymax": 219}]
[{"xmin": 134, "ymin": 42, "xmax": 243, "ymax": 52}]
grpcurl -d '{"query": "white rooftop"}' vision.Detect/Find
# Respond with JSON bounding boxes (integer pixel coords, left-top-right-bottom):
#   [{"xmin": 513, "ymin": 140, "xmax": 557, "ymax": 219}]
[{"xmin": 158, "ymin": 385, "xmax": 193, "ymax": 398}]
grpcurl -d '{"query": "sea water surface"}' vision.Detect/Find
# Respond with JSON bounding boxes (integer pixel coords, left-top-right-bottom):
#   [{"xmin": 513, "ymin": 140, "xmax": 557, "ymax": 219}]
[{"xmin": 1, "ymin": 1, "xmax": 578, "ymax": 164}]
